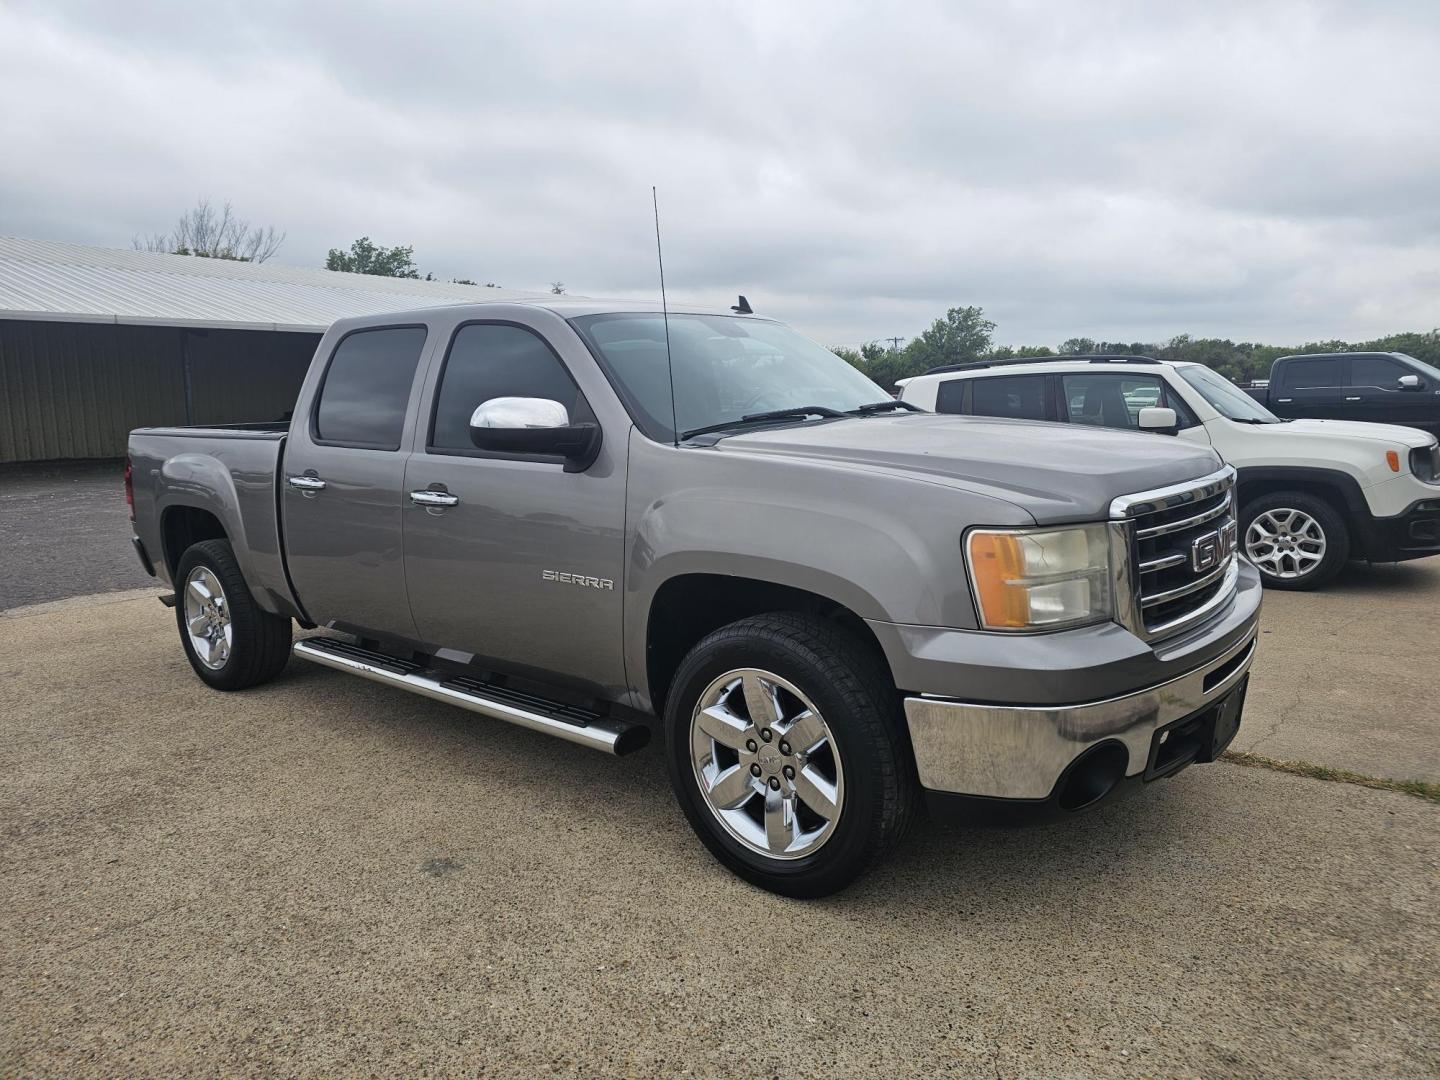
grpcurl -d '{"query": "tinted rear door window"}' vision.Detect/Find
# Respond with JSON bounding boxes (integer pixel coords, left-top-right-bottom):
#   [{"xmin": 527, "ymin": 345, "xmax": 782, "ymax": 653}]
[
  {"xmin": 970, "ymin": 375, "xmax": 1050, "ymax": 421},
  {"xmin": 1285, "ymin": 357, "xmax": 1343, "ymax": 389},
  {"xmin": 314, "ymin": 327, "xmax": 428, "ymax": 449},
  {"xmin": 430, "ymin": 323, "xmax": 583, "ymax": 453}
]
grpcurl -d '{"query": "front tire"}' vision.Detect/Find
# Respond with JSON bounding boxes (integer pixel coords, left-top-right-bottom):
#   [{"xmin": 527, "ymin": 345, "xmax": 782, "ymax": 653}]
[
  {"xmin": 175, "ymin": 539, "xmax": 292, "ymax": 690},
  {"xmin": 665, "ymin": 613, "xmax": 917, "ymax": 897},
  {"xmin": 1240, "ymin": 490, "xmax": 1349, "ymax": 590}
]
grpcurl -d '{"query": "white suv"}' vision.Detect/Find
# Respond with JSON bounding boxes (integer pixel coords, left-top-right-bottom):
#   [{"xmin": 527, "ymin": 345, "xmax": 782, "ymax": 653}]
[{"xmin": 899, "ymin": 356, "xmax": 1440, "ymax": 589}]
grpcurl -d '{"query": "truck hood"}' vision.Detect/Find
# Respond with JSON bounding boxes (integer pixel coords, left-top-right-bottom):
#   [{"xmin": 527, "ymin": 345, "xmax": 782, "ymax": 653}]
[
  {"xmin": 714, "ymin": 413, "xmax": 1224, "ymax": 522},
  {"xmin": 1256, "ymin": 418, "xmax": 1436, "ymax": 449}
]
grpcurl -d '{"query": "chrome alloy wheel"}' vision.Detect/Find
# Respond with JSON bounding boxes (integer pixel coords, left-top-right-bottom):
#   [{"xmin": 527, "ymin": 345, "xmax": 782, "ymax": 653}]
[
  {"xmin": 183, "ymin": 565, "xmax": 232, "ymax": 670},
  {"xmin": 1246, "ymin": 508, "xmax": 1327, "ymax": 580},
  {"xmin": 689, "ymin": 668, "xmax": 844, "ymax": 860}
]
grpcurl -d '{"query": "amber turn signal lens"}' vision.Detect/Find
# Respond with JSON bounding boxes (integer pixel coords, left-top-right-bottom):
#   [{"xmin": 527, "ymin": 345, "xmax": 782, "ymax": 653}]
[
  {"xmin": 966, "ymin": 532, "xmax": 1031, "ymax": 628},
  {"xmin": 1386, "ymin": 450, "xmax": 1401, "ymax": 472}
]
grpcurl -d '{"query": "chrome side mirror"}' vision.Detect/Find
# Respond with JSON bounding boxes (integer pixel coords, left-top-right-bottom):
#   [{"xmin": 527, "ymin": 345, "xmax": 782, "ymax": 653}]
[
  {"xmin": 468, "ymin": 397, "xmax": 601, "ymax": 471},
  {"xmin": 1398, "ymin": 373, "xmax": 1422, "ymax": 390},
  {"xmin": 1137, "ymin": 406, "xmax": 1179, "ymax": 434},
  {"xmin": 470, "ymin": 397, "xmax": 570, "ymax": 430}
]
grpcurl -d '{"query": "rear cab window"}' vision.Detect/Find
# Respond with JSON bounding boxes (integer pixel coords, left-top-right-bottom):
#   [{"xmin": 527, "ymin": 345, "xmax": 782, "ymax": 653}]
[{"xmin": 313, "ymin": 326, "xmax": 428, "ymax": 450}]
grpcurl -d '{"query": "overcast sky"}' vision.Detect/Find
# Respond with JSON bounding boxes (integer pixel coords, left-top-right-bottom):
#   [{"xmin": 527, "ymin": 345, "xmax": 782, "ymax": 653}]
[{"xmin": 2, "ymin": 1, "xmax": 1437, "ymax": 348}]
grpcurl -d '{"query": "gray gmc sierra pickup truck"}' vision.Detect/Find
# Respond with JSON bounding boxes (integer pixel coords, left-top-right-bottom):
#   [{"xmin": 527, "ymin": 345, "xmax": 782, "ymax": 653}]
[{"xmin": 127, "ymin": 298, "xmax": 1261, "ymax": 896}]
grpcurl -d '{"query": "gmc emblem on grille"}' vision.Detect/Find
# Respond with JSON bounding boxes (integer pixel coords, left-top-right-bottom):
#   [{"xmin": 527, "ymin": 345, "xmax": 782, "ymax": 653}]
[{"xmin": 1191, "ymin": 521, "xmax": 1237, "ymax": 573}]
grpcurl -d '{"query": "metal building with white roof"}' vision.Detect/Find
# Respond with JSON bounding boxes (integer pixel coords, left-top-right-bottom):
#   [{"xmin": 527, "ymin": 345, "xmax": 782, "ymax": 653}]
[{"xmin": 0, "ymin": 237, "xmax": 546, "ymax": 462}]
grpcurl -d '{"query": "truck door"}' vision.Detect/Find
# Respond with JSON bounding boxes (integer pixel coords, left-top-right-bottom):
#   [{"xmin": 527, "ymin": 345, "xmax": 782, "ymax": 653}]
[
  {"xmin": 281, "ymin": 324, "xmax": 431, "ymax": 638},
  {"xmin": 1273, "ymin": 356, "xmax": 1345, "ymax": 419},
  {"xmin": 1345, "ymin": 354, "xmax": 1439, "ymax": 433},
  {"xmin": 401, "ymin": 318, "xmax": 625, "ymax": 694}
]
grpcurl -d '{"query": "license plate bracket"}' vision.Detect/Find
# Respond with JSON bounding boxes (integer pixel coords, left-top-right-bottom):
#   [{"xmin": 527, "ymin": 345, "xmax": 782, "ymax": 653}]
[{"xmin": 1144, "ymin": 675, "xmax": 1249, "ymax": 781}]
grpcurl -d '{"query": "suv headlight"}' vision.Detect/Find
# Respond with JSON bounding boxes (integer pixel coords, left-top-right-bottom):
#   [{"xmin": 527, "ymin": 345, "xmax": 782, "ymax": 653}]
[
  {"xmin": 1411, "ymin": 444, "xmax": 1440, "ymax": 484},
  {"xmin": 965, "ymin": 524, "xmax": 1113, "ymax": 631}
]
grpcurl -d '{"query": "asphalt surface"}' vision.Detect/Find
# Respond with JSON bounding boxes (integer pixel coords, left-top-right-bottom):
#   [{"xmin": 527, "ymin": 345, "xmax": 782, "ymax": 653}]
[
  {"xmin": 0, "ymin": 461, "xmax": 152, "ymax": 610},
  {"xmin": 1, "ymin": 591, "xmax": 1437, "ymax": 1078}
]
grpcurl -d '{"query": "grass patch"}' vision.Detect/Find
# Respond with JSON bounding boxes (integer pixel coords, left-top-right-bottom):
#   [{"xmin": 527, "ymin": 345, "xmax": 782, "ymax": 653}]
[{"xmin": 1221, "ymin": 750, "xmax": 1440, "ymax": 804}]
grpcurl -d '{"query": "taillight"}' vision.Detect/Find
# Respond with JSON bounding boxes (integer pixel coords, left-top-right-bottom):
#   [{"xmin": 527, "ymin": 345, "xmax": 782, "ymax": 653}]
[{"xmin": 124, "ymin": 458, "xmax": 135, "ymax": 521}]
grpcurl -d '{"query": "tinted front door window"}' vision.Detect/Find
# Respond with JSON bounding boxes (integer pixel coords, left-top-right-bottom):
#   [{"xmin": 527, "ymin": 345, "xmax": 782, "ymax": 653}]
[
  {"xmin": 1350, "ymin": 355, "xmax": 1413, "ymax": 389},
  {"xmin": 430, "ymin": 323, "xmax": 582, "ymax": 452}
]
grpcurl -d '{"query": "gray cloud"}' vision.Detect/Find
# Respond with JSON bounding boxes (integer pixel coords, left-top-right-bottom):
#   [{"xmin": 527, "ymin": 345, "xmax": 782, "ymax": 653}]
[{"xmin": 2, "ymin": 0, "xmax": 1438, "ymax": 349}]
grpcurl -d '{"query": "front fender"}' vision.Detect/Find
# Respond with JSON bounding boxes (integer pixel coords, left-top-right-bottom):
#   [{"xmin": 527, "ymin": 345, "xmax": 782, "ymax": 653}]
[{"xmin": 620, "ymin": 432, "xmax": 1036, "ymax": 709}]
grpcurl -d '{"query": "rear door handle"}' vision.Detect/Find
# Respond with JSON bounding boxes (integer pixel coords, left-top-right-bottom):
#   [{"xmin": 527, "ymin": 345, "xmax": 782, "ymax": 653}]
[
  {"xmin": 287, "ymin": 475, "xmax": 326, "ymax": 491},
  {"xmin": 1345, "ymin": 396, "xmax": 1362, "ymax": 402},
  {"xmin": 409, "ymin": 489, "xmax": 459, "ymax": 508}
]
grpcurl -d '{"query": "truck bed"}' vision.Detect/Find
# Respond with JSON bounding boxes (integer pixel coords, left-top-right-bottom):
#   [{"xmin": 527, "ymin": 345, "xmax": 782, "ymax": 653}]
[
  {"xmin": 127, "ymin": 425, "xmax": 302, "ymax": 621},
  {"xmin": 131, "ymin": 421, "xmax": 289, "ymax": 439}
]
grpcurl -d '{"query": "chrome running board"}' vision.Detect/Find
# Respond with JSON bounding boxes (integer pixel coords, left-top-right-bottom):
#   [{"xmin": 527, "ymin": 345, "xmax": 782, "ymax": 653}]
[{"xmin": 293, "ymin": 637, "xmax": 649, "ymax": 756}]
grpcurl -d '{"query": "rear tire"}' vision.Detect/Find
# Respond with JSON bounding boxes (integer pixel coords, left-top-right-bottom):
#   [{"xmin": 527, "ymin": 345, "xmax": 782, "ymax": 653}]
[
  {"xmin": 1240, "ymin": 490, "xmax": 1349, "ymax": 590},
  {"xmin": 665, "ymin": 612, "xmax": 917, "ymax": 897},
  {"xmin": 175, "ymin": 539, "xmax": 292, "ymax": 690}
]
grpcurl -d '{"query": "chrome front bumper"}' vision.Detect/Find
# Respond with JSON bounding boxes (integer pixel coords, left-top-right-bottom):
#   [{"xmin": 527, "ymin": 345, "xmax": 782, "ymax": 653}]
[{"xmin": 903, "ymin": 629, "xmax": 1258, "ymax": 800}]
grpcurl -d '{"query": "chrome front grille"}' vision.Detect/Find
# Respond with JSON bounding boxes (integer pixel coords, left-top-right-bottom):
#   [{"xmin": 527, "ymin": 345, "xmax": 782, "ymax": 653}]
[{"xmin": 1110, "ymin": 467, "xmax": 1239, "ymax": 641}]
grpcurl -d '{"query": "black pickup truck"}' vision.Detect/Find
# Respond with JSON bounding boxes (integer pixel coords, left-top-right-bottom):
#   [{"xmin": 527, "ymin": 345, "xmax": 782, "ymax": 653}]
[{"xmin": 1245, "ymin": 352, "xmax": 1440, "ymax": 436}]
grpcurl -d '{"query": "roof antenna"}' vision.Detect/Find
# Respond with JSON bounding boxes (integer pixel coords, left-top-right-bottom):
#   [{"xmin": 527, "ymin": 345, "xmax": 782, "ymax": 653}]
[
  {"xmin": 652, "ymin": 186, "xmax": 679, "ymax": 447},
  {"xmin": 731, "ymin": 295, "xmax": 752, "ymax": 315}
]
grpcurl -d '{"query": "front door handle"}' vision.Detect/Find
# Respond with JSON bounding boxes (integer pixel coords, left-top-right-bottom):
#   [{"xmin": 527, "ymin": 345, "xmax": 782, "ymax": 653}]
[
  {"xmin": 409, "ymin": 489, "xmax": 459, "ymax": 508},
  {"xmin": 287, "ymin": 475, "xmax": 326, "ymax": 491},
  {"xmin": 1344, "ymin": 396, "xmax": 1362, "ymax": 402}
]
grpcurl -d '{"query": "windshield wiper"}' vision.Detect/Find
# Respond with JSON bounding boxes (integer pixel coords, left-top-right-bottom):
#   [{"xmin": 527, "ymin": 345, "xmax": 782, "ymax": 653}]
[
  {"xmin": 680, "ymin": 405, "xmax": 846, "ymax": 441},
  {"xmin": 847, "ymin": 400, "xmax": 921, "ymax": 415}
]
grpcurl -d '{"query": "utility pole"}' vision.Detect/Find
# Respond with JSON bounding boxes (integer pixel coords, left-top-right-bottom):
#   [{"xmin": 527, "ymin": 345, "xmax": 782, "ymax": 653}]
[{"xmin": 886, "ymin": 336, "xmax": 904, "ymax": 352}]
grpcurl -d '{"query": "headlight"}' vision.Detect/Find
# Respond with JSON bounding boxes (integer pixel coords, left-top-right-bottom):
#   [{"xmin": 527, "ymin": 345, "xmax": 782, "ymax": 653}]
[
  {"xmin": 1411, "ymin": 444, "xmax": 1440, "ymax": 483},
  {"xmin": 965, "ymin": 524, "xmax": 1113, "ymax": 631}
]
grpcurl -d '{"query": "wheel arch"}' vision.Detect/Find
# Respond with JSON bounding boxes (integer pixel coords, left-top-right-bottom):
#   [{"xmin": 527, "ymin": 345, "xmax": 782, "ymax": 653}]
[
  {"xmin": 1235, "ymin": 466, "xmax": 1374, "ymax": 558},
  {"xmin": 160, "ymin": 504, "xmax": 229, "ymax": 577},
  {"xmin": 643, "ymin": 573, "xmax": 894, "ymax": 717}
]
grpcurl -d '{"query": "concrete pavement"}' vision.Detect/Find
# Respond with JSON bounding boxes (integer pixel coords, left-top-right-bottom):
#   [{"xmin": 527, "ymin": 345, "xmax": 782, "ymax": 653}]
[
  {"xmin": 1, "ymin": 593, "xmax": 1436, "ymax": 1077},
  {"xmin": 1238, "ymin": 558, "xmax": 1440, "ymax": 784}
]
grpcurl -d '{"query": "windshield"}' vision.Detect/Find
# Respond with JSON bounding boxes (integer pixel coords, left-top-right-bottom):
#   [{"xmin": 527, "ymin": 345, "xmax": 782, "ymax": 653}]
[
  {"xmin": 1177, "ymin": 365, "xmax": 1282, "ymax": 423},
  {"xmin": 1395, "ymin": 352, "xmax": 1440, "ymax": 381},
  {"xmin": 571, "ymin": 313, "xmax": 891, "ymax": 441}
]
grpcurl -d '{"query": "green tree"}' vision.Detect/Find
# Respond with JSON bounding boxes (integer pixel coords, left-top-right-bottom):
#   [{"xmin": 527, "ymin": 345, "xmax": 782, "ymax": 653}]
[
  {"xmin": 1058, "ymin": 337, "xmax": 1097, "ymax": 355},
  {"xmin": 903, "ymin": 306, "xmax": 996, "ymax": 372},
  {"xmin": 324, "ymin": 237, "xmax": 421, "ymax": 278}
]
